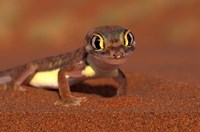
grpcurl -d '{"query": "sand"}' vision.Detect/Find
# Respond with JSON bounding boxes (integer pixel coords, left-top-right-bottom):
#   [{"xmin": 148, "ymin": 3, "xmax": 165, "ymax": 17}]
[
  {"xmin": 0, "ymin": 0, "xmax": 200, "ymax": 131},
  {"xmin": 1, "ymin": 73, "xmax": 200, "ymax": 131}
]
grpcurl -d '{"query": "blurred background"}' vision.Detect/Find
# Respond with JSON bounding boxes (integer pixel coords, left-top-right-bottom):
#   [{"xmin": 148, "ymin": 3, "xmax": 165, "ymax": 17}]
[{"xmin": 0, "ymin": 0, "xmax": 199, "ymax": 82}]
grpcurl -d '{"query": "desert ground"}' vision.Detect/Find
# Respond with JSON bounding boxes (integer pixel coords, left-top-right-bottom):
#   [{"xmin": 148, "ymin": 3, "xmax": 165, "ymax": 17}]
[{"xmin": 0, "ymin": 0, "xmax": 200, "ymax": 131}]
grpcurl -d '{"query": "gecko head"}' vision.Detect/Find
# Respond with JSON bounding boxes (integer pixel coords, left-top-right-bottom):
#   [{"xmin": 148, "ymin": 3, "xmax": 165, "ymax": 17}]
[{"xmin": 85, "ymin": 25, "xmax": 136, "ymax": 65}]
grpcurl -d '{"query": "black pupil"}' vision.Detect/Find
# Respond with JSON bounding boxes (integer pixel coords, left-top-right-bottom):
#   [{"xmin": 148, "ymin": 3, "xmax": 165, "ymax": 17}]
[
  {"xmin": 94, "ymin": 37, "xmax": 101, "ymax": 49},
  {"xmin": 127, "ymin": 33, "xmax": 133, "ymax": 45}
]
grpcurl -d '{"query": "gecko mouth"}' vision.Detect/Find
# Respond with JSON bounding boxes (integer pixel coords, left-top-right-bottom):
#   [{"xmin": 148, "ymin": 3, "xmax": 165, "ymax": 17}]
[{"xmin": 92, "ymin": 54, "xmax": 128, "ymax": 65}]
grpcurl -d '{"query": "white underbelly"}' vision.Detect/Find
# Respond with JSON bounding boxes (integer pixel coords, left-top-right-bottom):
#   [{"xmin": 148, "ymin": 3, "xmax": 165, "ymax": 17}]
[{"xmin": 29, "ymin": 68, "xmax": 69, "ymax": 89}]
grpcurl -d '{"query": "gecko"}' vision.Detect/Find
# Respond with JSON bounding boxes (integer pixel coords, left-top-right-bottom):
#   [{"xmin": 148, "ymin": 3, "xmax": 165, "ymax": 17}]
[{"xmin": 0, "ymin": 25, "xmax": 136, "ymax": 107}]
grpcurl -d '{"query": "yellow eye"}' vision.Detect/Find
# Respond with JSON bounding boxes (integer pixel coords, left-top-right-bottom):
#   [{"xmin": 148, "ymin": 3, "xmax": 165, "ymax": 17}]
[
  {"xmin": 91, "ymin": 34, "xmax": 104, "ymax": 50},
  {"xmin": 124, "ymin": 30, "xmax": 134, "ymax": 47}
]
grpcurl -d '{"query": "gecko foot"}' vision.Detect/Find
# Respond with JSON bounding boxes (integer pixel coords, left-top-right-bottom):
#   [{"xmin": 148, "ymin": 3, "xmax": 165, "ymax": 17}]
[
  {"xmin": 54, "ymin": 96, "xmax": 87, "ymax": 107},
  {"xmin": 117, "ymin": 86, "xmax": 127, "ymax": 96},
  {"xmin": 0, "ymin": 84, "xmax": 26, "ymax": 92},
  {"xmin": 0, "ymin": 84, "xmax": 8, "ymax": 92},
  {"xmin": 14, "ymin": 85, "xmax": 26, "ymax": 92}
]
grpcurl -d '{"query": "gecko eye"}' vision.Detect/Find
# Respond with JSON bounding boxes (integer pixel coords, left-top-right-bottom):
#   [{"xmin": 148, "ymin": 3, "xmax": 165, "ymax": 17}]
[
  {"xmin": 91, "ymin": 34, "xmax": 104, "ymax": 50},
  {"xmin": 124, "ymin": 31, "xmax": 134, "ymax": 47}
]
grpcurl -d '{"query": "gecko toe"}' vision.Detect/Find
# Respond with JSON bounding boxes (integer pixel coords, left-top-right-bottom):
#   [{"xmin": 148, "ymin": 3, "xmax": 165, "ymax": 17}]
[
  {"xmin": 13, "ymin": 85, "xmax": 26, "ymax": 92},
  {"xmin": 0, "ymin": 84, "xmax": 8, "ymax": 92},
  {"xmin": 54, "ymin": 96, "xmax": 87, "ymax": 107},
  {"xmin": 69, "ymin": 97, "xmax": 87, "ymax": 106},
  {"xmin": 117, "ymin": 88, "xmax": 127, "ymax": 96},
  {"xmin": 0, "ymin": 84, "xmax": 26, "ymax": 92},
  {"xmin": 16, "ymin": 86, "xmax": 26, "ymax": 92}
]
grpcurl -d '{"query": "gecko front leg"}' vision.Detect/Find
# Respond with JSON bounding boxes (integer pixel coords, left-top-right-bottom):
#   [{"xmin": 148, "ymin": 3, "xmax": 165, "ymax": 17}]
[
  {"xmin": 54, "ymin": 68, "xmax": 87, "ymax": 107},
  {"xmin": 113, "ymin": 68, "xmax": 127, "ymax": 96}
]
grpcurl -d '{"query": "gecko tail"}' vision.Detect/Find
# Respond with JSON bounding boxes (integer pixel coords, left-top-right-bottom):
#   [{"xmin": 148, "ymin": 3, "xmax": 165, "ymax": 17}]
[
  {"xmin": 0, "ymin": 70, "xmax": 4, "ymax": 76},
  {"xmin": 0, "ymin": 70, "xmax": 7, "ymax": 76},
  {"xmin": 0, "ymin": 69, "xmax": 12, "ymax": 84},
  {"xmin": 0, "ymin": 68, "xmax": 12, "ymax": 76}
]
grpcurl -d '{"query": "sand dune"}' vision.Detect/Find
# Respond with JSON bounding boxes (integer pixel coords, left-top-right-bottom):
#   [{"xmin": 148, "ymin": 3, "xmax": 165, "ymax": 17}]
[{"xmin": 0, "ymin": 73, "xmax": 200, "ymax": 131}]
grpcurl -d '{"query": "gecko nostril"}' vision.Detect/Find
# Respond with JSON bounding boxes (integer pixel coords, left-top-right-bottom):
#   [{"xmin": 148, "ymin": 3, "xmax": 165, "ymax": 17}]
[
  {"xmin": 113, "ymin": 51, "xmax": 124, "ymax": 59},
  {"xmin": 113, "ymin": 53, "xmax": 117, "ymax": 58},
  {"xmin": 113, "ymin": 53, "xmax": 118, "ymax": 59},
  {"xmin": 121, "ymin": 52, "xmax": 125, "ymax": 56}
]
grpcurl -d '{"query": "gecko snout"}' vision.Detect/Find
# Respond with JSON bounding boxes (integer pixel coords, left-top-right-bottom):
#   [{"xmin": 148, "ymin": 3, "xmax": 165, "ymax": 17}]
[{"xmin": 113, "ymin": 51, "xmax": 125, "ymax": 59}]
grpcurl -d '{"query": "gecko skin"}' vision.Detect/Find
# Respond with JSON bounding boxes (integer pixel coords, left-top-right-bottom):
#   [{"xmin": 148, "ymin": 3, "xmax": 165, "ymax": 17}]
[{"xmin": 0, "ymin": 25, "xmax": 136, "ymax": 106}]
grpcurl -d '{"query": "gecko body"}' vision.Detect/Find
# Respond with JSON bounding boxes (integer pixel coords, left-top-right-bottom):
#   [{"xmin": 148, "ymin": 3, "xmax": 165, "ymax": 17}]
[{"xmin": 0, "ymin": 25, "xmax": 136, "ymax": 106}]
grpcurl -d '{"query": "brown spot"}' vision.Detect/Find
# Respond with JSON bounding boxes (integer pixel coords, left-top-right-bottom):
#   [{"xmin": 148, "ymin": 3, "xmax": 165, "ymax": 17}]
[
  {"xmin": 49, "ymin": 62, "xmax": 53, "ymax": 68},
  {"xmin": 57, "ymin": 59, "xmax": 62, "ymax": 65}
]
